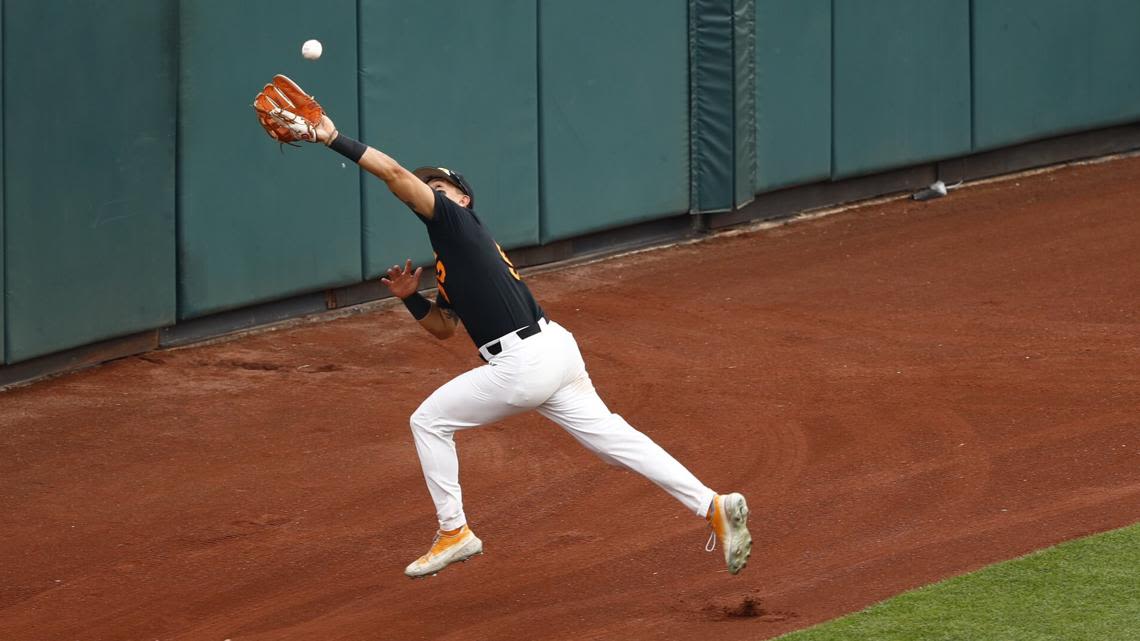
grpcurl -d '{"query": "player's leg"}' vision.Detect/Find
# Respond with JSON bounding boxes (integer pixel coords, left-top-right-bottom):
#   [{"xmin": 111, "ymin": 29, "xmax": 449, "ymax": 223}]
[
  {"xmin": 410, "ymin": 364, "xmax": 525, "ymax": 530},
  {"xmin": 536, "ymin": 368, "xmax": 716, "ymax": 515},
  {"xmin": 535, "ymin": 323, "xmax": 715, "ymax": 515},
  {"xmin": 405, "ymin": 348, "xmax": 564, "ymax": 577},
  {"xmin": 535, "ymin": 321, "xmax": 752, "ymax": 574},
  {"xmin": 404, "ymin": 364, "xmax": 522, "ymax": 577}
]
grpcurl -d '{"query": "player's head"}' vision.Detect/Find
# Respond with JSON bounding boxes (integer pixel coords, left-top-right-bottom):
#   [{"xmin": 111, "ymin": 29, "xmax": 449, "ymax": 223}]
[{"xmin": 413, "ymin": 166, "xmax": 475, "ymax": 209}]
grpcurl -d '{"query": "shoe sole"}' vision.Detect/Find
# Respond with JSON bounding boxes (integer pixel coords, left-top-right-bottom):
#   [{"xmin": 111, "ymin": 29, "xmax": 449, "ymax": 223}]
[
  {"xmin": 725, "ymin": 494, "xmax": 752, "ymax": 575},
  {"xmin": 405, "ymin": 536, "xmax": 484, "ymax": 578}
]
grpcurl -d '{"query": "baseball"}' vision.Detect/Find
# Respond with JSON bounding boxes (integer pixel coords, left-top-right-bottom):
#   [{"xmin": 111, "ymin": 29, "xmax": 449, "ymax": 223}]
[{"xmin": 301, "ymin": 39, "xmax": 323, "ymax": 61}]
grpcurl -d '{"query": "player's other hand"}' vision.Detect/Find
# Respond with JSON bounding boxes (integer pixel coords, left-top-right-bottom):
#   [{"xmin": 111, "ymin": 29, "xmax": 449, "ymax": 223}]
[
  {"xmin": 315, "ymin": 114, "xmax": 338, "ymax": 144},
  {"xmin": 381, "ymin": 259, "xmax": 423, "ymax": 299}
]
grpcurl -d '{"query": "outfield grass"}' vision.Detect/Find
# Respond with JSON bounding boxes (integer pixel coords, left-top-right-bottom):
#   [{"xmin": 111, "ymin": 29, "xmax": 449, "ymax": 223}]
[{"xmin": 777, "ymin": 522, "xmax": 1140, "ymax": 641}]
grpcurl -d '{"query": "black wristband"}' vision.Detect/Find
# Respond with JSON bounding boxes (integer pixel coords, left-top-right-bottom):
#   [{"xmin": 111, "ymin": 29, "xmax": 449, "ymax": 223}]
[
  {"xmin": 402, "ymin": 292, "xmax": 431, "ymax": 320},
  {"xmin": 327, "ymin": 132, "xmax": 367, "ymax": 163}
]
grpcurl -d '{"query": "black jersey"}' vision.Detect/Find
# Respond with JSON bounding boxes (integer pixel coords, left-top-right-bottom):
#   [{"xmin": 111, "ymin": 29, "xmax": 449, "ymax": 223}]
[{"xmin": 416, "ymin": 191, "xmax": 545, "ymax": 349}]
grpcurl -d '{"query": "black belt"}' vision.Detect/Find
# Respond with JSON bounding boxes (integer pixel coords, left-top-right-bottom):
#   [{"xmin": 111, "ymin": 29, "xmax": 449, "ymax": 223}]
[{"xmin": 485, "ymin": 320, "xmax": 544, "ymax": 357}]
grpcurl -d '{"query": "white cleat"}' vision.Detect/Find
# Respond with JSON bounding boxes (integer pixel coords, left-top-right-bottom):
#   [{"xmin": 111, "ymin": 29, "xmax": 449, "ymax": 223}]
[
  {"xmin": 404, "ymin": 525, "xmax": 483, "ymax": 578},
  {"xmin": 706, "ymin": 493, "xmax": 753, "ymax": 575}
]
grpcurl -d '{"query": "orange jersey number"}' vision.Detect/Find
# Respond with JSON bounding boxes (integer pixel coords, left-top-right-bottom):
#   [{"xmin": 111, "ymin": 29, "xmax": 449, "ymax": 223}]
[
  {"xmin": 434, "ymin": 253, "xmax": 450, "ymax": 303},
  {"xmin": 497, "ymin": 243, "xmax": 522, "ymax": 281}
]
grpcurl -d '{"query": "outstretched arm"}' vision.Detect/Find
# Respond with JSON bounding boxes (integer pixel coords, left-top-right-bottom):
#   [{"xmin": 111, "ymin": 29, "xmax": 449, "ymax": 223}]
[
  {"xmin": 381, "ymin": 260, "xmax": 459, "ymax": 339},
  {"xmin": 314, "ymin": 116, "xmax": 436, "ymax": 219}
]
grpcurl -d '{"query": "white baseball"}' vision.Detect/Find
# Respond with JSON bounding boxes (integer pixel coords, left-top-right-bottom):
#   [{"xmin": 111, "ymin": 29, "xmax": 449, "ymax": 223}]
[{"xmin": 301, "ymin": 39, "xmax": 323, "ymax": 61}]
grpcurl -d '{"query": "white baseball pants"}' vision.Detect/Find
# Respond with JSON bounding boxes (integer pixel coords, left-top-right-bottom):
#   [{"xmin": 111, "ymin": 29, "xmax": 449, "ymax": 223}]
[{"xmin": 409, "ymin": 319, "xmax": 717, "ymax": 531}]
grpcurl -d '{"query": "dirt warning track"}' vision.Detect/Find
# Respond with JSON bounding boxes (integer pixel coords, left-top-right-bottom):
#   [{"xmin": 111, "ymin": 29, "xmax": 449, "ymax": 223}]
[{"xmin": 2, "ymin": 156, "xmax": 1138, "ymax": 640}]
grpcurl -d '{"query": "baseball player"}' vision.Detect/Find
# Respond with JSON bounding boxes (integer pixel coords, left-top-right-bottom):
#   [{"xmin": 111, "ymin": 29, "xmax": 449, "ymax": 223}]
[{"xmin": 254, "ymin": 76, "xmax": 751, "ymax": 578}]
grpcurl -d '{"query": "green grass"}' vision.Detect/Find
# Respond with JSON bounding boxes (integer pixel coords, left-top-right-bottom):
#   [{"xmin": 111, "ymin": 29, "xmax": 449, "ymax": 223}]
[{"xmin": 776, "ymin": 522, "xmax": 1140, "ymax": 641}]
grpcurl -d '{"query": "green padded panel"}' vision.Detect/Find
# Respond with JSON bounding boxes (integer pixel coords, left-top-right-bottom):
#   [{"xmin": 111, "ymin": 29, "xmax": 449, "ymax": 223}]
[
  {"xmin": 733, "ymin": 0, "xmax": 757, "ymax": 207},
  {"xmin": 755, "ymin": 0, "xmax": 832, "ymax": 192},
  {"xmin": 690, "ymin": 0, "xmax": 757, "ymax": 212},
  {"xmin": 540, "ymin": 0, "xmax": 689, "ymax": 240},
  {"xmin": 832, "ymin": 0, "xmax": 971, "ymax": 179},
  {"xmin": 359, "ymin": 0, "xmax": 538, "ymax": 276},
  {"xmin": 178, "ymin": 1, "xmax": 361, "ymax": 319},
  {"xmin": 973, "ymin": 0, "xmax": 1140, "ymax": 151},
  {"xmin": 688, "ymin": 0, "xmax": 734, "ymax": 214},
  {"xmin": 3, "ymin": 0, "xmax": 176, "ymax": 363},
  {"xmin": 691, "ymin": 0, "xmax": 737, "ymax": 213}
]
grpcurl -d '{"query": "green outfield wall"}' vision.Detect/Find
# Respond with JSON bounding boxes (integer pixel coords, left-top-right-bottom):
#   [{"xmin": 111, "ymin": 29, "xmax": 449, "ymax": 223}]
[
  {"xmin": 3, "ymin": 0, "xmax": 178, "ymax": 363},
  {"xmin": 754, "ymin": 0, "xmax": 831, "ymax": 192},
  {"xmin": 831, "ymin": 0, "xmax": 972, "ymax": 179},
  {"xmin": 359, "ymin": 0, "xmax": 539, "ymax": 275},
  {"xmin": 177, "ymin": 0, "xmax": 362, "ymax": 320},
  {"xmin": 2, "ymin": 0, "xmax": 1138, "ymax": 366},
  {"xmin": 972, "ymin": 0, "xmax": 1140, "ymax": 151},
  {"xmin": 539, "ymin": 0, "xmax": 690, "ymax": 240}
]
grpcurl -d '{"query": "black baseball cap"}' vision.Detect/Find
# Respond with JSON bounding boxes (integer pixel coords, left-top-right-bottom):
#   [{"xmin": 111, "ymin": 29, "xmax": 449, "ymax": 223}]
[{"xmin": 413, "ymin": 166, "xmax": 475, "ymax": 208}]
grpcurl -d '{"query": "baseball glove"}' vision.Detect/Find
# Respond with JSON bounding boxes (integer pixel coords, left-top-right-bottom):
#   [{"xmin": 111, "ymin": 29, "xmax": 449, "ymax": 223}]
[{"xmin": 253, "ymin": 75, "xmax": 324, "ymax": 143}]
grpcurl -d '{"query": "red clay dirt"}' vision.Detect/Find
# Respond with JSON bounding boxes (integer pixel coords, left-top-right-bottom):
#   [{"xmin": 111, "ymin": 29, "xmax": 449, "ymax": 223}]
[{"xmin": 2, "ymin": 156, "xmax": 1139, "ymax": 641}]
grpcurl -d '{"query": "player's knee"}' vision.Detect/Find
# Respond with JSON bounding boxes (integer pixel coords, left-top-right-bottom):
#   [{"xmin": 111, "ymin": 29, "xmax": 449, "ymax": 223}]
[
  {"xmin": 410, "ymin": 403, "xmax": 446, "ymax": 436},
  {"xmin": 409, "ymin": 406, "xmax": 432, "ymax": 432}
]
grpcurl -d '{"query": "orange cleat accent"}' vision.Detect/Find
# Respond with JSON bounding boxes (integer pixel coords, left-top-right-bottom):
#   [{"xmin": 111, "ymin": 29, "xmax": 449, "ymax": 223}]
[
  {"xmin": 405, "ymin": 524, "xmax": 484, "ymax": 578},
  {"xmin": 706, "ymin": 493, "xmax": 752, "ymax": 575}
]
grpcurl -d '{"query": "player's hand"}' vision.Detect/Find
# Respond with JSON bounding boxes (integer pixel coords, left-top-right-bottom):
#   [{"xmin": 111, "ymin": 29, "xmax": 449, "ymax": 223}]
[
  {"xmin": 381, "ymin": 259, "xmax": 423, "ymax": 299},
  {"xmin": 315, "ymin": 114, "xmax": 338, "ymax": 144}
]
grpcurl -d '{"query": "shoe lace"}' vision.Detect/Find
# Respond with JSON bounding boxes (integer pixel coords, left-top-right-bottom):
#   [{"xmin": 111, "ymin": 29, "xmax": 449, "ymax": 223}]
[
  {"xmin": 426, "ymin": 531, "xmax": 446, "ymax": 555},
  {"xmin": 429, "ymin": 528, "xmax": 467, "ymax": 555},
  {"xmin": 705, "ymin": 530, "xmax": 717, "ymax": 552}
]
